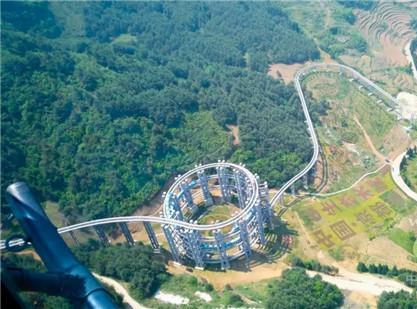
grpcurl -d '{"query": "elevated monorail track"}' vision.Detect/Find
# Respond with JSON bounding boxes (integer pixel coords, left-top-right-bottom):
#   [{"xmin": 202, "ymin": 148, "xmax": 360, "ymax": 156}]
[{"xmin": 2, "ymin": 63, "xmax": 399, "ymax": 268}]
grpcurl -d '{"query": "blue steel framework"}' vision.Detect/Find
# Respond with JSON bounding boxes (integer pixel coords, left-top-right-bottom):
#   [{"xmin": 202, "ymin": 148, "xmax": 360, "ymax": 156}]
[{"xmin": 161, "ymin": 162, "xmax": 272, "ymax": 269}]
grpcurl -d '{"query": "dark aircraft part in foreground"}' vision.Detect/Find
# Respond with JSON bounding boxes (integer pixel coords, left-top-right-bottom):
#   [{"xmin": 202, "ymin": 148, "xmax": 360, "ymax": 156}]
[{"xmin": 2, "ymin": 182, "xmax": 117, "ymax": 308}]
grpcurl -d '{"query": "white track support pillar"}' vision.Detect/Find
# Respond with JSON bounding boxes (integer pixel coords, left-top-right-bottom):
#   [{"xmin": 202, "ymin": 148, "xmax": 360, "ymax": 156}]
[
  {"xmin": 303, "ymin": 174, "xmax": 308, "ymax": 190},
  {"xmin": 234, "ymin": 169, "xmax": 245, "ymax": 208},
  {"xmin": 311, "ymin": 163, "xmax": 317, "ymax": 177},
  {"xmin": 163, "ymin": 224, "xmax": 181, "ymax": 264},
  {"xmin": 168, "ymin": 192, "xmax": 183, "ymax": 221},
  {"xmin": 69, "ymin": 231, "xmax": 79, "ymax": 246},
  {"xmin": 217, "ymin": 166, "xmax": 231, "ymax": 203},
  {"xmin": 119, "ymin": 222, "xmax": 134, "ymax": 246},
  {"xmin": 245, "ymin": 176, "xmax": 252, "ymax": 200},
  {"xmin": 255, "ymin": 200, "xmax": 266, "ymax": 245},
  {"xmin": 214, "ymin": 230, "xmax": 230, "ymax": 270},
  {"xmin": 180, "ymin": 181, "xmax": 194, "ymax": 208},
  {"xmin": 291, "ymin": 183, "xmax": 296, "ymax": 196},
  {"xmin": 239, "ymin": 220, "xmax": 251, "ymax": 260},
  {"xmin": 259, "ymin": 181, "xmax": 273, "ymax": 229},
  {"xmin": 197, "ymin": 168, "xmax": 213, "ymax": 206},
  {"xmin": 279, "ymin": 193, "xmax": 285, "ymax": 208},
  {"xmin": 94, "ymin": 226, "xmax": 109, "ymax": 246},
  {"xmin": 144, "ymin": 222, "xmax": 160, "ymax": 251},
  {"xmin": 187, "ymin": 229, "xmax": 205, "ymax": 269}
]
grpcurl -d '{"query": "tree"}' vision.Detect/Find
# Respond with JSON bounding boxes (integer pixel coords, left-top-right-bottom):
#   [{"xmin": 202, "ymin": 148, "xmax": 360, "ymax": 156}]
[
  {"xmin": 357, "ymin": 262, "xmax": 368, "ymax": 273},
  {"xmin": 266, "ymin": 268, "xmax": 344, "ymax": 309},
  {"xmin": 378, "ymin": 291, "xmax": 417, "ymax": 309},
  {"xmin": 369, "ymin": 264, "xmax": 378, "ymax": 273},
  {"xmin": 73, "ymin": 240, "xmax": 168, "ymax": 300}
]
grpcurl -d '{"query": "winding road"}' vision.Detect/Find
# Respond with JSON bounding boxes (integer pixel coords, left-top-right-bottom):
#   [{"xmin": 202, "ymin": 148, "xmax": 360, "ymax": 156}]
[{"xmin": 1, "ymin": 62, "xmax": 407, "ymax": 250}]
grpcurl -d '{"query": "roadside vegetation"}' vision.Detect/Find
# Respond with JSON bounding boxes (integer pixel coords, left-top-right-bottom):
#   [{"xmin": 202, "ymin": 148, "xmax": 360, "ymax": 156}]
[
  {"xmin": 378, "ymin": 290, "xmax": 417, "ymax": 309},
  {"xmin": 401, "ymin": 147, "xmax": 417, "ymax": 192},
  {"xmin": 289, "ymin": 255, "xmax": 339, "ymax": 275},
  {"xmin": 357, "ymin": 262, "xmax": 417, "ymax": 288}
]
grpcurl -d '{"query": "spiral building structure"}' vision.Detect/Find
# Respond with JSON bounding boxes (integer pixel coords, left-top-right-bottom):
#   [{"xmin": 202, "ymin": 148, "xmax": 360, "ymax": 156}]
[{"xmin": 161, "ymin": 162, "xmax": 272, "ymax": 269}]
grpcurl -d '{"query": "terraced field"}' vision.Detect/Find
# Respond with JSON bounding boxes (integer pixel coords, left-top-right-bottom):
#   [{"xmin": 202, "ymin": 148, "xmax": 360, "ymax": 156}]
[
  {"xmin": 355, "ymin": 2, "xmax": 416, "ymax": 66},
  {"xmin": 283, "ymin": 1, "xmax": 417, "ymax": 93}
]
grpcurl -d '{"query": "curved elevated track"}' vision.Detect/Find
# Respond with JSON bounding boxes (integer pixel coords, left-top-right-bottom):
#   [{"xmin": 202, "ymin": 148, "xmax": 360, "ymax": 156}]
[{"xmin": 1, "ymin": 63, "xmax": 399, "ymax": 255}]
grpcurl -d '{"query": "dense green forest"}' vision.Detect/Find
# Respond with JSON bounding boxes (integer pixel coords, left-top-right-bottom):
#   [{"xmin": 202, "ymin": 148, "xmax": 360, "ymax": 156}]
[
  {"xmin": 1, "ymin": 2, "xmax": 319, "ymax": 221},
  {"xmin": 74, "ymin": 240, "xmax": 168, "ymax": 300}
]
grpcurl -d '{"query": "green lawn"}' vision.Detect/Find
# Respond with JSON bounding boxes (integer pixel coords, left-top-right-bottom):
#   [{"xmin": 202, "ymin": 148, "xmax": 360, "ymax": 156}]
[
  {"xmin": 388, "ymin": 228, "xmax": 416, "ymax": 254},
  {"xmin": 142, "ymin": 274, "xmax": 247, "ymax": 308}
]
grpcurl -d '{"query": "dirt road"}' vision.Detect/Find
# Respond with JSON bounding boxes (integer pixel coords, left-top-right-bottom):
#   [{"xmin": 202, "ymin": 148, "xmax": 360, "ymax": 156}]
[
  {"xmin": 353, "ymin": 116, "xmax": 386, "ymax": 162},
  {"xmin": 307, "ymin": 269, "xmax": 412, "ymax": 296},
  {"xmin": 93, "ymin": 273, "xmax": 147, "ymax": 309}
]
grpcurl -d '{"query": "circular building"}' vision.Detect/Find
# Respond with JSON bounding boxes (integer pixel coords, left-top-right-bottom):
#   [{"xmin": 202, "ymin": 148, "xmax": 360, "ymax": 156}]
[{"xmin": 161, "ymin": 161, "xmax": 273, "ymax": 269}]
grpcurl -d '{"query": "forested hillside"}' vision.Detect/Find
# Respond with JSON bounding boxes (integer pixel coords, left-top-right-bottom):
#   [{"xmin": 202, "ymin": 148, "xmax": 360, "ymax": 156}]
[{"xmin": 1, "ymin": 2, "xmax": 319, "ymax": 221}]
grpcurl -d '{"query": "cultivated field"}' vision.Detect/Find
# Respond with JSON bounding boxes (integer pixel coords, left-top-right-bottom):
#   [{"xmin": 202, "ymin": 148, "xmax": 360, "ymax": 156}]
[{"xmin": 294, "ymin": 169, "xmax": 415, "ymax": 251}]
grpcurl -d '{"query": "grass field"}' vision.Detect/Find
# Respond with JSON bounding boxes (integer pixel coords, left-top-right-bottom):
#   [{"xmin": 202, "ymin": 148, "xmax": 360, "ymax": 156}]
[
  {"xmin": 305, "ymin": 72, "xmax": 396, "ymax": 150},
  {"xmin": 303, "ymin": 72, "xmax": 396, "ymax": 192},
  {"xmin": 233, "ymin": 279, "xmax": 269, "ymax": 305},
  {"xmin": 388, "ymin": 228, "xmax": 416, "ymax": 254},
  {"xmin": 282, "ymin": 1, "xmax": 367, "ymax": 60},
  {"xmin": 197, "ymin": 203, "xmax": 240, "ymax": 235},
  {"xmin": 293, "ymin": 169, "xmax": 416, "ymax": 255},
  {"xmin": 142, "ymin": 274, "xmax": 248, "ymax": 308},
  {"xmin": 197, "ymin": 204, "xmax": 237, "ymax": 225}
]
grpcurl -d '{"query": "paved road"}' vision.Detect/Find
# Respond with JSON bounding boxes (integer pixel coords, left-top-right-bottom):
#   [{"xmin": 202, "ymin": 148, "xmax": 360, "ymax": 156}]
[{"xmin": 391, "ymin": 151, "xmax": 417, "ymax": 202}]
